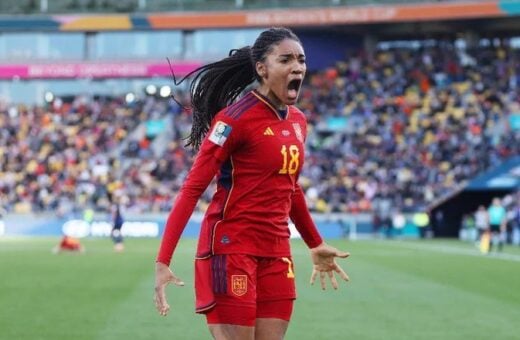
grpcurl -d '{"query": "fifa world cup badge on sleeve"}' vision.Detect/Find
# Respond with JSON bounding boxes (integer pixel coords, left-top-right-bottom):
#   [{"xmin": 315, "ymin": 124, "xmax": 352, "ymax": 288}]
[{"xmin": 209, "ymin": 121, "xmax": 232, "ymax": 146}]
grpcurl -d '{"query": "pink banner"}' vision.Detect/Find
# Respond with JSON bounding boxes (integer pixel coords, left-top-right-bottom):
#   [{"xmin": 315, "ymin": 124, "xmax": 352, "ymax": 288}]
[{"xmin": 0, "ymin": 61, "xmax": 201, "ymax": 79}]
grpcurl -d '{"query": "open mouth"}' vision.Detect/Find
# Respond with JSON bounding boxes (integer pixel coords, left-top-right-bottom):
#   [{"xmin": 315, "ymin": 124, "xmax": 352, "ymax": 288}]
[{"xmin": 287, "ymin": 79, "xmax": 302, "ymax": 99}]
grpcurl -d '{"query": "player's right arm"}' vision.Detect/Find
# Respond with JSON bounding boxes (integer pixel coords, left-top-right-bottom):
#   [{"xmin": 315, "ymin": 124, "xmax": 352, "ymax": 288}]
[
  {"xmin": 155, "ymin": 146, "xmax": 226, "ymax": 266},
  {"xmin": 154, "ymin": 145, "xmax": 220, "ymax": 316},
  {"xmin": 154, "ymin": 113, "xmax": 240, "ymax": 316}
]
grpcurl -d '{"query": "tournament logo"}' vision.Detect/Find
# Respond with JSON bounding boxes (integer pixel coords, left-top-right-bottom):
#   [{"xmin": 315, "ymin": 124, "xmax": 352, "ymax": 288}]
[
  {"xmin": 231, "ymin": 275, "xmax": 247, "ymax": 296},
  {"xmin": 209, "ymin": 121, "xmax": 232, "ymax": 146},
  {"xmin": 292, "ymin": 123, "xmax": 303, "ymax": 143}
]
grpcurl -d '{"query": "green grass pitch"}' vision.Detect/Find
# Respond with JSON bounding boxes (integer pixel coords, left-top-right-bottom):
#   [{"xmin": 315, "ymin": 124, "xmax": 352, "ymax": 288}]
[{"xmin": 1, "ymin": 237, "xmax": 519, "ymax": 340}]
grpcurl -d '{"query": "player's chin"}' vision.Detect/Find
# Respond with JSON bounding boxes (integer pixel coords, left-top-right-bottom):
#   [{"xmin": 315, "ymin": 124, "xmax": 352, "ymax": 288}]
[{"xmin": 284, "ymin": 94, "xmax": 299, "ymax": 105}]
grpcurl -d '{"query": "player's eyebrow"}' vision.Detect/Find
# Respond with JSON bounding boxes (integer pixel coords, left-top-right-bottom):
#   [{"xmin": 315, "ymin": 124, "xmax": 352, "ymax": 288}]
[{"xmin": 278, "ymin": 53, "xmax": 306, "ymax": 58}]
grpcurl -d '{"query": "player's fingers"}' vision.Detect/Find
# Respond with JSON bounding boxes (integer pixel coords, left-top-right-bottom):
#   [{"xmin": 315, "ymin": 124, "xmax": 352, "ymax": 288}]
[
  {"xmin": 310, "ymin": 269, "xmax": 318, "ymax": 285},
  {"xmin": 335, "ymin": 250, "xmax": 350, "ymax": 258},
  {"xmin": 320, "ymin": 271, "xmax": 326, "ymax": 290},
  {"xmin": 334, "ymin": 265, "xmax": 350, "ymax": 282},
  {"xmin": 170, "ymin": 276, "xmax": 185, "ymax": 286},
  {"xmin": 154, "ymin": 288, "xmax": 163, "ymax": 308},
  {"xmin": 328, "ymin": 271, "xmax": 339, "ymax": 290},
  {"xmin": 153, "ymin": 293, "xmax": 160, "ymax": 310},
  {"xmin": 161, "ymin": 303, "xmax": 170, "ymax": 316},
  {"xmin": 156, "ymin": 300, "xmax": 170, "ymax": 316},
  {"xmin": 154, "ymin": 286, "xmax": 169, "ymax": 315}
]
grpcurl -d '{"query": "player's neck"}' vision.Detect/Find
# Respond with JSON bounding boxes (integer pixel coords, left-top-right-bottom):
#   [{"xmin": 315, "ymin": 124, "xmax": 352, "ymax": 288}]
[{"xmin": 254, "ymin": 87, "xmax": 287, "ymax": 111}]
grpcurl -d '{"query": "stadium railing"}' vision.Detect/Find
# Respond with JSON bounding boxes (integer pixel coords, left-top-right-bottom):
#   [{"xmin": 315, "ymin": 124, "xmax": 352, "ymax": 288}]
[{"xmin": 0, "ymin": 0, "xmax": 482, "ymax": 15}]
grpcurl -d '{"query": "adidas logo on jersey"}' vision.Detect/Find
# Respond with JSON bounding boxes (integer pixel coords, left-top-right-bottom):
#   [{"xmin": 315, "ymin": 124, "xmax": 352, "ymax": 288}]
[{"xmin": 263, "ymin": 127, "xmax": 274, "ymax": 136}]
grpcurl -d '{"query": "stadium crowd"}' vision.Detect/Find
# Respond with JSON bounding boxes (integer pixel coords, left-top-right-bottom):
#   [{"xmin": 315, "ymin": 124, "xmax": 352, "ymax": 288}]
[
  {"xmin": 299, "ymin": 44, "xmax": 520, "ymax": 214},
  {"xmin": 0, "ymin": 43, "xmax": 519, "ymax": 218},
  {"xmin": 0, "ymin": 95, "xmax": 161, "ymax": 214}
]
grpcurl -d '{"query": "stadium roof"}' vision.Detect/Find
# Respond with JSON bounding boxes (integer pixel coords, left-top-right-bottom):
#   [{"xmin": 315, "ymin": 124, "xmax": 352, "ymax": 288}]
[
  {"xmin": 0, "ymin": 1, "xmax": 512, "ymax": 15},
  {"xmin": 0, "ymin": 0, "xmax": 518, "ymax": 31}
]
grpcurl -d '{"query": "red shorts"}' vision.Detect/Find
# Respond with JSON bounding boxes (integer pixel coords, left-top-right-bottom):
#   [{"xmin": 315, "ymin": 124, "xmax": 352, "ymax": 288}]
[{"xmin": 195, "ymin": 254, "xmax": 296, "ymax": 326}]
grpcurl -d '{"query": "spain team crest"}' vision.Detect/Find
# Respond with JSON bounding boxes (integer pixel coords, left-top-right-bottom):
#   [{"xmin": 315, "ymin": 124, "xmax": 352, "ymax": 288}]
[
  {"xmin": 292, "ymin": 123, "xmax": 303, "ymax": 143},
  {"xmin": 231, "ymin": 275, "xmax": 247, "ymax": 296}
]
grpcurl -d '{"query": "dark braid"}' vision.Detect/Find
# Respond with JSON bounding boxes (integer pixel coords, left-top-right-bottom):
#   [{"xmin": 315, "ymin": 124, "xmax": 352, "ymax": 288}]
[
  {"xmin": 176, "ymin": 27, "xmax": 301, "ymax": 149},
  {"xmin": 186, "ymin": 47, "xmax": 255, "ymax": 149}
]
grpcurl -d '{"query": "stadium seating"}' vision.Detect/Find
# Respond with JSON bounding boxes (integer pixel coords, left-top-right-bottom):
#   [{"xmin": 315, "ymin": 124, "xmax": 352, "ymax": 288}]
[
  {"xmin": 1, "ymin": 44, "xmax": 518, "ymax": 215},
  {"xmin": 298, "ymin": 45, "xmax": 519, "ymax": 213}
]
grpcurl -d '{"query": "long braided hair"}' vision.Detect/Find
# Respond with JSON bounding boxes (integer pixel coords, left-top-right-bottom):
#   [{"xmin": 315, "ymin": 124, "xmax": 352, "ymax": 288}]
[{"xmin": 176, "ymin": 27, "xmax": 301, "ymax": 149}]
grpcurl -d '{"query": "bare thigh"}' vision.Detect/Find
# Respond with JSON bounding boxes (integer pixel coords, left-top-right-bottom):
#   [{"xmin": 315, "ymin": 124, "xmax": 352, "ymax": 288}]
[
  {"xmin": 255, "ymin": 318, "xmax": 289, "ymax": 340},
  {"xmin": 207, "ymin": 319, "xmax": 289, "ymax": 340},
  {"xmin": 208, "ymin": 324, "xmax": 254, "ymax": 340}
]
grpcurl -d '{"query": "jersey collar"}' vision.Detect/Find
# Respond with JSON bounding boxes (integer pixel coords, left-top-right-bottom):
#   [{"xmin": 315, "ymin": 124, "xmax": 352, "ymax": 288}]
[{"xmin": 251, "ymin": 90, "xmax": 289, "ymax": 120}]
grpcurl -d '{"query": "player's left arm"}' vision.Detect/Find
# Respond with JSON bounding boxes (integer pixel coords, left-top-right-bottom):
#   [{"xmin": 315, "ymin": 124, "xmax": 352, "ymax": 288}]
[
  {"xmin": 290, "ymin": 184, "xmax": 350, "ymax": 290},
  {"xmin": 289, "ymin": 110, "xmax": 350, "ymax": 289}
]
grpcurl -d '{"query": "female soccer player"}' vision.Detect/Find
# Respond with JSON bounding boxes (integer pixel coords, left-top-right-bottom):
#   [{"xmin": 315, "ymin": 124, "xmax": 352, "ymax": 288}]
[{"xmin": 154, "ymin": 27, "xmax": 350, "ymax": 339}]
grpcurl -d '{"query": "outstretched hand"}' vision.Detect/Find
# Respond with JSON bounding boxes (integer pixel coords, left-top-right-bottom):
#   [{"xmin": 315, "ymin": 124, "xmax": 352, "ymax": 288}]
[
  {"xmin": 154, "ymin": 262, "xmax": 185, "ymax": 316},
  {"xmin": 310, "ymin": 243, "xmax": 350, "ymax": 290}
]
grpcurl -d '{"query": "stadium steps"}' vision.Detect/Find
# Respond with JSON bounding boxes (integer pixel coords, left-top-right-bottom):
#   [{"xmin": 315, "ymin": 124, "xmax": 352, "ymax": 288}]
[
  {"xmin": 150, "ymin": 116, "xmax": 174, "ymax": 157},
  {"xmin": 111, "ymin": 113, "xmax": 173, "ymax": 172}
]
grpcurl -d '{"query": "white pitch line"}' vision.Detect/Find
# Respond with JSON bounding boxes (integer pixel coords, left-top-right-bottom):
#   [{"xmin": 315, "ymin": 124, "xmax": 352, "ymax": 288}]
[{"xmin": 387, "ymin": 241, "xmax": 520, "ymax": 262}]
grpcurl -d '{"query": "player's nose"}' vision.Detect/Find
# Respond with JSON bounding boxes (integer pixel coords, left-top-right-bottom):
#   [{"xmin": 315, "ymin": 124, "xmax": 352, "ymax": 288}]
[{"xmin": 291, "ymin": 62, "xmax": 305, "ymax": 74}]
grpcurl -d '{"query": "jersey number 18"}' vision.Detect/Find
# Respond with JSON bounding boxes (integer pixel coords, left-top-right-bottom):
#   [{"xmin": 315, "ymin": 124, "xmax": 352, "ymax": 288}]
[{"xmin": 279, "ymin": 145, "xmax": 299, "ymax": 175}]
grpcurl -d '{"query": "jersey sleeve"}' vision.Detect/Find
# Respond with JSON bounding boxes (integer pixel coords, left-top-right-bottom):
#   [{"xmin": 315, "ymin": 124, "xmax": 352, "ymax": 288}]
[
  {"xmin": 288, "ymin": 108, "xmax": 322, "ymax": 248},
  {"xmin": 290, "ymin": 184, "xmax": 323, "ymax": 249},
  {"xmin": 156, "ymin": 112, "xmax": 241, "ymax": 266}
]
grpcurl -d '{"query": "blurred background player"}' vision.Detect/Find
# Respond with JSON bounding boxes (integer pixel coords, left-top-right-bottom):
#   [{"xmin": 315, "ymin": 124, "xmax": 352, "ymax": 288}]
[
  {"xmin": 474, "ymin": 205, "xmax": 489, "ymax": 245},
  {"xmin": 110, "ymin": 198, "xmax": 125, "ymax": 252},
  {"xmin": 487, "ymin": 197, "xmax": 507, "ymax": 252},
  {"xmin": 391, "ymin": 209, "xmax": 406, "ymax": 238},
  {"xmin": 0, "ymin": 206, "xmax": 5, "ymax": 237},
  {"xmin": 154, "ymin": 27, "xmax": 350, "ymax": 340},
  {"xmin": 52, "ymin": 234, "xmax": 85, "ymax": 254},
  {"xmin": 413, "ymin": 210, "xmax": 431, "ymax": 239},
  {"xmin": 512, "ymin": 196, "xmax": 520, "ymax": 246}
]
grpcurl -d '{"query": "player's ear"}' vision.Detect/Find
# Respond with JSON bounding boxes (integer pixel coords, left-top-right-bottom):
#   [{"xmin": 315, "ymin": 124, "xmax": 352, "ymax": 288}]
[{"xmin": 255, "ymin": 62, "xmax": 266, "ymax": 79}]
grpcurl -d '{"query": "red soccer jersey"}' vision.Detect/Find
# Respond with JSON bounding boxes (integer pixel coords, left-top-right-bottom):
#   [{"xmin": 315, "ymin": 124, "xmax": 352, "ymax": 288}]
[{"xmin": 157, "ymin": 90, "xmax": 322, "ymax": 265}]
